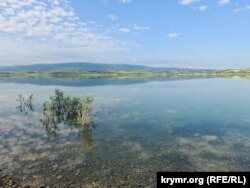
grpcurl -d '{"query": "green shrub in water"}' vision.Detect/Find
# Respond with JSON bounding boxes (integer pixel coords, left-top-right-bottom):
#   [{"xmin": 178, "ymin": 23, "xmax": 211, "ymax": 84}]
[{"xmin": 42, "ymin": 89, "xmax": 94, "ymax": 128}]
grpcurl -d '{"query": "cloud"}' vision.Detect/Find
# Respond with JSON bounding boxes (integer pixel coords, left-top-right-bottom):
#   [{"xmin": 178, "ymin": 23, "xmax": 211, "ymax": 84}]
[
  {"xmin": 199, "ymin": 5, "xmax": 208, "ymax": 11},
  {"xmin": 218, "ymin": 0, "xmax": 230, "ymax": 6},
  {"xmin": 179, "ymin": 0, "xmax": 199, "ymax": 5},
  {"xmin": 0, "ymin": 0, "xmax": 120, "ymax": 49},
  {"xmin": 0, "ymin": 0, "xmax": 128, "ymax": 65},
  {"xmin": 118, "ymin": 0, "xmax": 132, "ymax": 4},
  {"xmin": 107, "ymin": 24, "xmax": 149, "ymax": 34},
  {"xmin": 132, "ymin": 24, "xmax": 149, "ymax": 32},
  {"xmin": 87, "ymin": 20, "xmax": 96, "ymax": 24},
  {"xmin": 167, "ymin": 32, "xmax": 180, "ymax": 38},
  {"xmin": 234, "ymin": 5, "xmax": 250, "ymax": 12},
  {"xmin": 108, "ymin": 14, "xmax": 118, "ymax": 21},
  {"xmin": 0, "ymin": 37, "xmax": 127, "ymax": 65},
  {"xmin": 118, "ymin": 27, "xmax": 130, "ymax": 33}
]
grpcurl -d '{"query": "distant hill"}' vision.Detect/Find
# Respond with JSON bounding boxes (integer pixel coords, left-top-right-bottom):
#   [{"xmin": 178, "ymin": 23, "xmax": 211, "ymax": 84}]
[
  {"xmin": 0, "ymin": 62, "xmax": 188, "ymax": 72},
  {"xmin": 0, "ymin": 62, "xmax": 150, "ymax": 72}
]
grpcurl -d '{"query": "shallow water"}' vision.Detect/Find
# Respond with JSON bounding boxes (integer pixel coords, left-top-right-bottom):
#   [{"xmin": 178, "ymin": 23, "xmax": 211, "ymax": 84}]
[{"xmin": 1, "ymin": 78, "xmax": 250, "ymax": 187}]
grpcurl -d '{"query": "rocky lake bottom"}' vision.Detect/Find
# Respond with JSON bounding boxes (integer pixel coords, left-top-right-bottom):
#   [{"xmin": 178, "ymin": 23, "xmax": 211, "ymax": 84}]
[{"xmin": 1, "ymin": 78, "xmax": 250, "ymax": 187}]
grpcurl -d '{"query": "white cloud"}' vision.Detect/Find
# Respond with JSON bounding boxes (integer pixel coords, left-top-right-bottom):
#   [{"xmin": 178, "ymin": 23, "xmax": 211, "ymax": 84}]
[
  {"xmin": 48, "ymin": 0, "xmax": 60, "ymax": 6},
  {"xmin": 234, "ymin": 5, "xmax": 250, "ymax": 12},
  {"xmin": 118, "ymin": 0, "xmax": 132, "ymax": 4},
  {"xmin": 0, "ymin": 0, "xmax": 127, "ymax": 65},
  {"xmin": 132, "ymin": 24, "xmax": 149, "ymax": 32},
  {"xmin": 107, "ymin": 24, "xmax": 149, "ymax": 34},
  {"xmin": 0, "ymin": 37, "xmax": 128, "ymax": 65},
  {"xmin": 179, "ymin": 0, "xmax": 199, "ymax": 5},
  {"xmin": 218, "ymin": 0, "xmax": 230, "ymax": 6},
  {"xmin": 118, "ymin": 27, "xmax": 130, "ymax": 33},
  {"xmin": 199, "ymin": 5, "xmax": 208, "ymax": 11},
  {"xmin": 108, "ymin": 14, "xmax": 118, "ymax": 21},
  {"xmin": 168, "ymin": 32, "xmax": 180, "ymax": 38},
  {"xmin": 0, "ymin": 0, "xmax": 115, "ymax": 47},
  {"xmin": 87, "ymin": 20, "xmax": 96, "ymax": 24}
]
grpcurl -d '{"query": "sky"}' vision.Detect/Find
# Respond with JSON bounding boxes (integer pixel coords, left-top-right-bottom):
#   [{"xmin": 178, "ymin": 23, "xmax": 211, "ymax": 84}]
[{"xmin": 0, "ymin": 0, "xmax": 249, "ymax": 68}]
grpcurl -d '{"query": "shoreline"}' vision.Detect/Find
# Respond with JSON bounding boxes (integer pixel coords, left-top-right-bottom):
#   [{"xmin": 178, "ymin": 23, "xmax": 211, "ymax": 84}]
[{"xmin": 0, "ymin": 70, "xmax": 250, "ymax": 79}]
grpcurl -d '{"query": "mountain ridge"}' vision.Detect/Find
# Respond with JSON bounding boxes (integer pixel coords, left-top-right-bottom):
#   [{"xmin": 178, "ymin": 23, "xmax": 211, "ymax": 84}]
[{"xmin": 0, "ymin": 62, "xmax": 207, "ymax": 72}]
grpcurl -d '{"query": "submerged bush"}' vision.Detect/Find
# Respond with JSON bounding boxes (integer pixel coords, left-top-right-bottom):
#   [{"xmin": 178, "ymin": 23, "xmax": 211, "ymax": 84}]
[
  {"xmin": 16, "ymin": 94, "xmax": 34, "ymax": 115},
  {"xmin": 42, "ymin": 89, "xmax": 94, "ymax": 129},
  {"xmin": 17, "ymin": 89, "xmax": 96, "ymax": 150}
]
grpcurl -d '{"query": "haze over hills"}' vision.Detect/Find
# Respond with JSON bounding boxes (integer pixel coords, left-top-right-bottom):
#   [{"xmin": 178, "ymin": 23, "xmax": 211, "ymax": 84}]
[
  {"xmin": 0, "ymin": 62, "xmax": 201, "ymax": 72},
  {"xmin": 0, "ymin": 63, "xmax": 149, "ymax": 72},
  {"xmin": 0, "ymin": 63, "xmax": 250, "ymax": 86}
]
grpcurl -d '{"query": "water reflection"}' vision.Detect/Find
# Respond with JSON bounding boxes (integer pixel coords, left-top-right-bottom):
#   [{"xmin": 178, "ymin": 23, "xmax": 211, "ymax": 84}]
[
  {"xmin": 4, "ymin": 78, "xmax": 250, "ymax": 186},
  {"xmin": 16, "ymin": 94, "xmax": 34, "ymax": 115},
  {"xmin": 17, "ymin": 89, "xmax": 96, "ymax": 151}
]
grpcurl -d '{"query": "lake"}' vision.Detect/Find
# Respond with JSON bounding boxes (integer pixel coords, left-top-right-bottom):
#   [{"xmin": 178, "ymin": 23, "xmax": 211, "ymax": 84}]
[{"xmin": 1, "ymin": 78, "xmax": 250, "ymax": 187}]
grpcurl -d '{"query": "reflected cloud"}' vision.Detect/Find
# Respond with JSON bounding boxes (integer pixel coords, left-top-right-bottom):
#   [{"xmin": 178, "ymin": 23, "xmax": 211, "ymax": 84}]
[{"xmin": 16, "ymin": 89, "xmax": 97, "ymax": 151}]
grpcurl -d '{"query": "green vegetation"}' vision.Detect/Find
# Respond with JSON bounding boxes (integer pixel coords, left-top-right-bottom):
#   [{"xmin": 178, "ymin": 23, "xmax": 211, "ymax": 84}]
[
  {"xmin": 17, "ymin": 90, "xmax": 96, "ymax": 151},
  {"xmin": 42, "ymin": 89, "xmax": 94, "ymax": 135},
  {"xmin": 42, "ymin": 89, "xmax": 96, "ymax": 151},
  {"xmin": 16, "ymin": 94, "xmax": 34, "ymax": 115},
  {"xmin": 2, "ymin": 68, "xmax": 250, "ymax": 80}
]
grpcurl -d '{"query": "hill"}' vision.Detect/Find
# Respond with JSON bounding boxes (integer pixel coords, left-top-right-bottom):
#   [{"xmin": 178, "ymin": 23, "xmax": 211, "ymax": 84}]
[
  {"xmin": 0, "ymin": 62, "xmax": 192, "ymax": 72},
  {"xmin": 0, "ymin": 62, "xmax": 152, "ymax": 72}
]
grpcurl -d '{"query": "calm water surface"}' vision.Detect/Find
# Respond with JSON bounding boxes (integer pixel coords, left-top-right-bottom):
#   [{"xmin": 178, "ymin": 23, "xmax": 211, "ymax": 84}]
[{"xmin": 1, "ymin": 78, "xmax": 250, "ymax": 187}]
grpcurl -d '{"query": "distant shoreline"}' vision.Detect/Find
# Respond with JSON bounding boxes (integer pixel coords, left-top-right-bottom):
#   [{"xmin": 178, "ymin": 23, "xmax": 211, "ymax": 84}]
[{"xmin": 0, "ymin": 70, "xmax": 250, "ymax": 79}]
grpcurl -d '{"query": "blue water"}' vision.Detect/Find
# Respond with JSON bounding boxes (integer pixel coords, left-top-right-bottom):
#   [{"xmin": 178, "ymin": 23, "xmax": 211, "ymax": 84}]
[{"xmin": 1, "ymin": 78, "xmax": 250, "ymax": 187}]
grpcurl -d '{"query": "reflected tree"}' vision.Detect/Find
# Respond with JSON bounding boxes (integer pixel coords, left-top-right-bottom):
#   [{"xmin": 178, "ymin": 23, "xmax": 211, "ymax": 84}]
[{"xmin": 16, "ymin": 94, "xmax": 34, "ymax": 115}]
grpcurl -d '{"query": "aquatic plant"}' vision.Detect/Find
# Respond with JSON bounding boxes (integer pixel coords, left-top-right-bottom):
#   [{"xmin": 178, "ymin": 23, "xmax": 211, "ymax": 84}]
[
  {"xmin": 41, "ymin": 89, "xmax": 96, "ymax": 150},
  {"xmin": 45, "ymin": 93, "xmax": 94, "ymax": 127},
  {"xmin": 17, "ymin": 89, "xmax": 96, "ymax": 150},
  {"xmin": 16, "ymin": 94, "xmax": 34, "ymax": 115}
]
